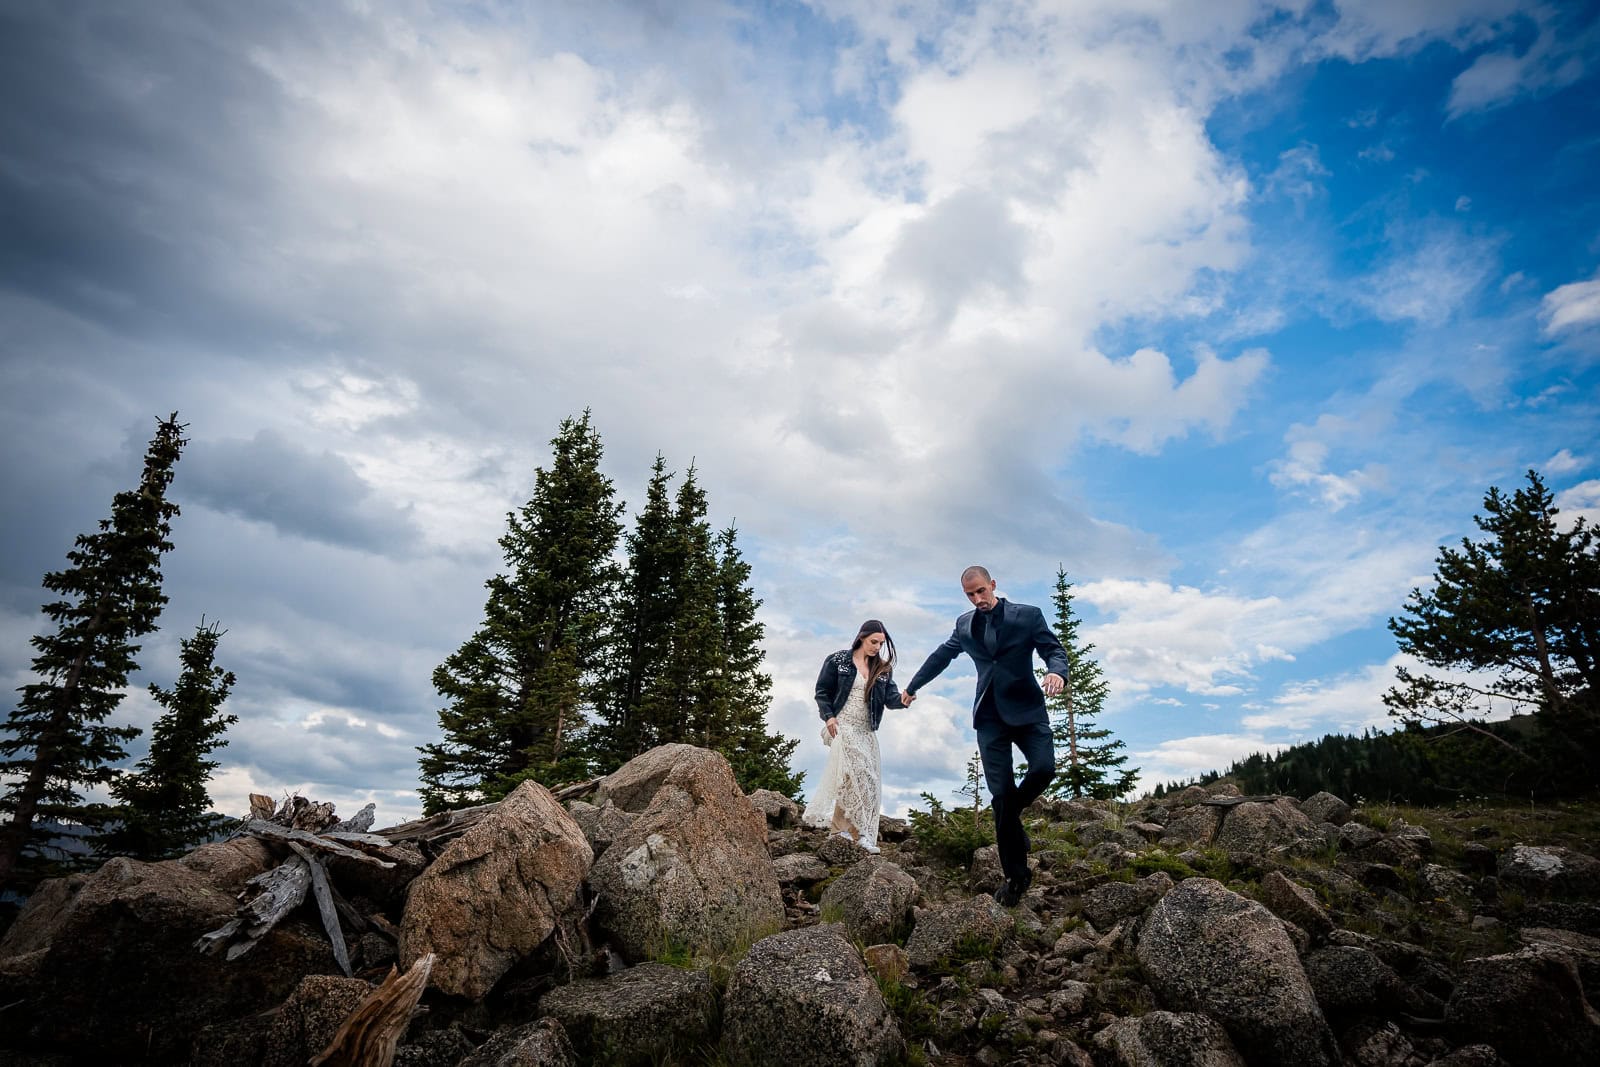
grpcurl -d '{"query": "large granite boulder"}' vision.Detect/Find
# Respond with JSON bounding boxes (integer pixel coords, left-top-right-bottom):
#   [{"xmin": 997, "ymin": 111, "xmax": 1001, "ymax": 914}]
[
  {"xmin": 1092, "ymin": 1010, "xmax": 1247, "ymax": 1066},
  {"xmin": 1497, "ymin": 844, "xmax": 1600, "ymax": 896},
  {"xmin": 456, "ymin": 1018, "xmax": 578, "ymax": 1066},
  {"xmin": 1135, "ymin": 878, "xmax": 1340, "ymax": 1067},
  {"xmin": 1259, "ymin": 869, "xmax": 1335, "ymax": 942},
  {"xmin": 1160, "ymin": 805, "xmax": 1221, "ymax": 848},
  {"xmin": 261, "ymin": 974, "xmax": 375, "ymax": 1067},
  {"xmin": 587, "ymin": 744, "xmax": 783, "ymax": 963},
  {"xmin": 1444, "ymin": 944, "xmax": 1600, "ymax": 1066},
  {"xmin": 1304, "ymin": 944, "xmax": 1441, "ymax": 1017},
  {"xmin": 537, "ymin": 961, "xmax": 717, "ymax": 1064},
  {"xmin": 1299, "ymin": 791, "xmax": 1352, "ymax": 826},
  {"xmin": 748, "ymin": 788, "xmax": 802, "ymax": 828},
  {"xmin": 819, "ymin": 856, "xmax": 920, "ymax": 945},
  {"xmin": 1212, "ymin": 798, "xmax": 1317, "ymax": 853},
  {"xmin": 564, "ymin": 798, "xmax": 639, "ymax": 860},
  {"xmin": 723, "ymin": 925, "xmax": 903, "ymax": 1066},
  {"xmin": 1081, "ymin": 872, "xmax": 1173, "ymax": 930},
  {"xmin": 905, "ymin": 895, "xmax": 1016, "ymax": 969},
  {"xmin": 1, "ymin": 856, "xmax": 337, "ymax": 1061},
  {"xmin": 399, "ymin": 779, "xmax": 592, "ymax": 999}
]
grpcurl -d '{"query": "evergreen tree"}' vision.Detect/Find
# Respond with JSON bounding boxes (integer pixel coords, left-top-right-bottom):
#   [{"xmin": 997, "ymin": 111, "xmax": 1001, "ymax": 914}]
[
  {"xmin": 1385, "ymin": 470, "xmax": 1599, "ymax": 761},
  {"xmin": 417, "ymin": 412, "xmax": 622, "ymax": 813},
  {"xmin": 707, "ymin": 524, "xmax": 802, "ymax": 797},
  {"xmin": 99, "ymin": 621, "xmax": 237, "ymax": 860},
  {"xmin": 1043, "ymin": 567, "xmax": 1137, "ymax": 800},
  {"xmin": 0, "ymin": 414, "xmax": 187, "ymax": 885},
  {"xmin": 591, "ymin": 455, "xmax": 680, "ymax": 765},
  {"xmin": 593, "ymin": 467, "xmax": 801, "ymax": 794}
]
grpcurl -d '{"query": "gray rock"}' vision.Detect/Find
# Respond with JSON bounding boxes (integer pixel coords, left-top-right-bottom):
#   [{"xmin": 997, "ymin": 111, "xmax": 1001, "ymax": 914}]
[
  {"xmin": 1445, "ymin": 944, "xmax": 1600, "ymax": 1066},
  {"xmin": 6, "ymin": 855, "xmax": 338, "ymax": 1062},
  {"xmin": 1093, "ymin": 1010, "xmax": 1247, "ymax": 1066},
  {"xmin": 565, "ymin": 798, "xmax": 638, "ymax": 860},
  {"xmin": 456, "ymin": 1019, "xmax": 577, "ymax": 1066},
  {"xmin": 1128, "ymin": 821, "xmax": 1166, "ymax": 841},
  {"xmin": 1421, "ymin": 863, "xmax": 1475, "ymax": 899},
  {"xmin": 878, "ymin": 815, "xmax": 910, "ymax": 840},
  {"xmin": 1212, "ymin": 798, "xmax": 1317, "ymax": 853},
  {"xmin": 815, "ymin": 831, "xmax": 869, "ymax": 866},
  {"xmin": 1081, "ymin": 872, "xmax": 1173, "ymax": 930},
  {"xmin": 537, "ymin": 961, "xmax": 716, "ymax": 1064},
  {"xmin": 1340, "ymin": 820, "xmax": 1382, "ymax": 850},
  {"xmin": 588, "ymin": 745, "xmax": 783, "ymax": 963},
  {"xmin": 968, "ymin": 843, "xmax": 1005, "ymax": 891},
  {"xmin": 773, "ymin": 852, "xmax": 830, "ymax": 884},
  {"xmin": 262, "ymin": 975, "xmax": 374, "ymax": 1067},
  {"xmin": 906, "ymin": 895, "xmax": 1017, "ymax": 969},
  {"xmin": 1518, "ymin": 926, "xmax": 1600, "ymax": 997},
  {"xmin": 1304, "ymin": 944, "xmax": 1441, "ymax": 1016},
  {"xmin": 723, "ymin": 925, "xmax": 903, "ymax": 1066},
  {"xmin": 1498, "ymin": 844, "xmax": 1600, "ymax": 896},
  {"xmin": 1160, "ymin": 805, "xmax": 1221, "ymax": 848},
  {"xmin": 1423, "ymin": 1045, "xmax": 1509, "ymax": 1067},
  {"xmin": 819, "ymin": 856, "xmax": 920, "ymax": 945},
  {"xmin": 1259, "ymin": 869, "xmax": 1335, "ymax": 942},
  {"xmin": 748, "ymin": 789, "xmax": 802, "ymax": 829},
  {"xmin": 1135, "ymin": 878, "xmax": 1340, "ymax": 1067},
  {"xmin": 1299, "ymin": 791, "xmax": 1352, "ymax": 826},
  {"xmin": 399, "ymin": 779, "xmax": 593, "ymax": 998}
]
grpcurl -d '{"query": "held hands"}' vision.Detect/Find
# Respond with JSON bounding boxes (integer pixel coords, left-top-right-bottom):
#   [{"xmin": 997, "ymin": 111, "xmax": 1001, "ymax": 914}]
[
  {"xmin": 902, "ymin": 690, "xmax": 917, "ymax": 707},
  {"xmin": 1042, "ymin": 673, "xmax": 1065, "ymax": 697}
]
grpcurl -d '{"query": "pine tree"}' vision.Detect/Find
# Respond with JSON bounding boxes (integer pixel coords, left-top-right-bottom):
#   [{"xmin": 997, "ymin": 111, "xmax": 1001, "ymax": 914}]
[
  {"xmin": 1044, "ymin": 566, "xmax": 1137, "ymax": 800},
  {"xmin": 591, "ymin": 455, "xmax": 680, "ymax": 765},
  {"xmin": 1385, "ymin": 470, "xmax": 1599, "ymax": 761},
  {"xmin": 593, "ymin": 468, "xmax": 801, "ymax": 794},
  {"xmin": 417, "ymin": 412, "xmax": 623, "ymax": 813},
  {"xmin": 707, "ymin": 524, "xmax": 802, "ymax": 797},
  {"xmin": 99, "ymin": 621, "xmax": 237, "ymax": 860},
  {"xmin": 0, "ymin": 413, "xmax": 187, "ymax": 885}
]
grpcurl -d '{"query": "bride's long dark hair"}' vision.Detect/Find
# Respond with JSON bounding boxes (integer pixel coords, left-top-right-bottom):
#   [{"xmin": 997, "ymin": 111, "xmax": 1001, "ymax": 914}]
[{"xmin": 851, "ymin": 619, "xmax": 897, "ymax": 690}]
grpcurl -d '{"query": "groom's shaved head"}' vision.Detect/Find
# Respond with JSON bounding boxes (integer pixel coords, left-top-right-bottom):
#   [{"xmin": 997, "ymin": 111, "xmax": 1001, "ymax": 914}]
[{"xmin": 961, "ymin": 565, "xmax": 992, "ymax": 583}]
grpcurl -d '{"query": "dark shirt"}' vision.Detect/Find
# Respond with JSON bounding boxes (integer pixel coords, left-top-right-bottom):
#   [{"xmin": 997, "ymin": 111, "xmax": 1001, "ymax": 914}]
[{"xmin": 972, "ymin": 602, "xmax": 1005, "ymax": 725}]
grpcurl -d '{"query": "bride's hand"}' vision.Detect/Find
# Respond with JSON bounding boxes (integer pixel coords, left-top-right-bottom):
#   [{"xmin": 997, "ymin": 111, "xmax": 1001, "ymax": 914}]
[{"xmin": 827, "ymin": 719, "xmax": 839, "ymax": 738}]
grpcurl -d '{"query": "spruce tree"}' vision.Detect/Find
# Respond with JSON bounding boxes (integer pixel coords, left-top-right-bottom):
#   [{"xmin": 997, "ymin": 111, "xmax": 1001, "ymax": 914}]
[
  {"xmin": 1385, "ymin": 470, "xmax": 1599, "ymax": 760},
  {"xmin": 0, "ymin": 413, "xmax": 187, "ymax": 885},
  {"xmin": 417, "ymin": 411, "xmax": 622, "ymax": 813},
  {"xmin": 1044, "ymin": 566, "xmax": 1137, "ymax": 799},
  {"xmin": 99, "ymin": 621, "xmax": 237, "ymax": 860},
  {"xmin": 707, "ymin": 524, "xmax": 802, "ymax": 797},
  {"xmin": 593, "ymin": 467, "xmax": 801, "ymax": 794},
  {"xmin": 592, "ymin": 455, "xmax": 680, "ymax": 765}
]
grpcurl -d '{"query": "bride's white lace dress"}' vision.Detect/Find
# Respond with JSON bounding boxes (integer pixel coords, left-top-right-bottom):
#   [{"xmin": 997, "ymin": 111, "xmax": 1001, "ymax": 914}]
[{"xmin": 802, "ymin": 673, "xmax": 881, "ymax": 847}]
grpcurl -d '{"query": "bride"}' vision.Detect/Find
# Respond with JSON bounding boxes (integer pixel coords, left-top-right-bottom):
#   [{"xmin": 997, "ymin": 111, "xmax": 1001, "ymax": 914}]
[{"xmin": 802, "ymin": 619, "xmax": 912, "ymax": 852}]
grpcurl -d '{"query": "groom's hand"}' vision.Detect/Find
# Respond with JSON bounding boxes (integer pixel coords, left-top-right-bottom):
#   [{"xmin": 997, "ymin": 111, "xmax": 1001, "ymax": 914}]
[{"xmin": 1042, "ymin": 673, "xmax": 1064, "ymax": 696}]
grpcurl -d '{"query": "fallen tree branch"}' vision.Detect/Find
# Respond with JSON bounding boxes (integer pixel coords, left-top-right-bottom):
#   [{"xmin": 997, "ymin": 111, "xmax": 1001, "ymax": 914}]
[
  {"xmin": 289, "ymin": 842, "xmax": 352, "ymax": 978},
  {"xmin": 243, "ymin": 820, "xmax": 396, "ymax": 868}
]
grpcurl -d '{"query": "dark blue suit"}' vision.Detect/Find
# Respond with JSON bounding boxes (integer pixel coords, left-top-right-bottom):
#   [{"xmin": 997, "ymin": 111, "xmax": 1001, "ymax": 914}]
[{"xmin": 907, "ymin": 598, "xmax": 1069, "ymax": 886}]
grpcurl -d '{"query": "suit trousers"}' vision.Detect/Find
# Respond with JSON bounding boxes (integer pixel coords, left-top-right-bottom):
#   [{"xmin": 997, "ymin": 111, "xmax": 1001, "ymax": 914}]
[{"xmin": 976, "ymin": 718, "xmax": 1055, "ymax": 884}]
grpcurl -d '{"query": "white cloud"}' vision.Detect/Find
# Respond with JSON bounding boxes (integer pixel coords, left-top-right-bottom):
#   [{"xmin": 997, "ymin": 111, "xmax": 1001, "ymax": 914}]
[
  {"xmin": 1545, "ymin": 448, "xmax": 1587, "ymax": 475},
  {"xmin": 1554, "ymin": 479, "xmax": 1600, "ymax": 531},
  {"xmin": 1132, "ymin": 732, "xmax": 1282, "ymax": 787},
  {"xmin": 1540, "ymin": 272, "xmax": 1600, "ymax": 336}
]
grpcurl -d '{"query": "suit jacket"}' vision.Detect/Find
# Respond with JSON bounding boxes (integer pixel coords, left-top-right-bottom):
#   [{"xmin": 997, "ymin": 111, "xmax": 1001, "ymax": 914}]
[{"xmin": 906, "ymin": 599, "xmax": 1070, "ymax": 728}]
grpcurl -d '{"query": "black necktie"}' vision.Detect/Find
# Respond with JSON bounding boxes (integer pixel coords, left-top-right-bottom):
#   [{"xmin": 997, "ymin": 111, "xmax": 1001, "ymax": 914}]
[{"xmin": 981, "ymin": 609, "xmax": 998, "ymax": 654}]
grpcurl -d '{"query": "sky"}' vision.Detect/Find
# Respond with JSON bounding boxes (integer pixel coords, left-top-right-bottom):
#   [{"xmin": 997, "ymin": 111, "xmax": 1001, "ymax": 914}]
[{"xmin": 2, "ymin": 0, "xmax": 1598, "ymax": 827}]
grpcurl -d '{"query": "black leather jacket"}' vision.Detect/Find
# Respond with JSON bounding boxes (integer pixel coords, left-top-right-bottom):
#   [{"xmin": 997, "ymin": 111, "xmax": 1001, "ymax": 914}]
[{"xmin": 814, "ymin": 649, "xmax": 907, "ymax": 732}]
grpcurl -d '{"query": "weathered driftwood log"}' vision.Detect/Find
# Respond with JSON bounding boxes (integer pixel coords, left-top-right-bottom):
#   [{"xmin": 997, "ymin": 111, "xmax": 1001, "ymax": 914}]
[
  {"xmin": 243, "ymin": 820, "xmax": 396, "ymax": 868},
  {"xmin": 288, "ymin": 841, "xmax": 353, "ymax": 978},
  {"xmin": 270, "ymin": 795, "xmax": 341, "ymax": 832},
  {"xmin": 332, "ymin": 803, "xmax": 377, "ymax": 833},
  {"xmin": 249, "ymin": 793, "xmax": 277, "ymax": 821},
  {"xmin": 375, "ymin": 803, "xmax": 497, "ymax": 846},
  {"xmin": 552, "ymin": 777, "xmax": 600, "ymax": 801},
  {"xmin": 1200, "ymin": 794, "xmax": 1286, "ymax": 808},
  {"xmin": 196, "ymin": 854, "xmax": 313, "ymax": 960},
  {"xmin": 310, "ymin": 952, "xmax": 434, "ymax": 1067}
]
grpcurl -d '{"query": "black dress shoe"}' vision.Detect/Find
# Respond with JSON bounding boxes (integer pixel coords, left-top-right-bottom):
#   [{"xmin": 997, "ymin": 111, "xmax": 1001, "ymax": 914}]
[
  {"xmin": 1015, "ymin": 866, "xmax": 1034, "ymax": 894},
  {"xmin": 992, "ymin": 878, "xmax": 1022, "ymax": 907}
]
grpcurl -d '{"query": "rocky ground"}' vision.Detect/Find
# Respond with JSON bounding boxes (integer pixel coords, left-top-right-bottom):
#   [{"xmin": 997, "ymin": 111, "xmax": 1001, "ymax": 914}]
[{"xmin": 2, "ymin": 743, "xmax": 1598, "ymax": 1066}]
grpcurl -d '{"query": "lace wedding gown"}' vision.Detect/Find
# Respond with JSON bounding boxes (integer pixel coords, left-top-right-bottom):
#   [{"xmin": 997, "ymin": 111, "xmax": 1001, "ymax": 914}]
[{"xmin": 802, "ymin": 673, "xmax": 881, "ymax": 848}]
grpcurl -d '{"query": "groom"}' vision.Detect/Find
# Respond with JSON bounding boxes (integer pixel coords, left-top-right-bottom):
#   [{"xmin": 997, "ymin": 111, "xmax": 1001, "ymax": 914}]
[{"xmin": 904, "ymin": 565, "xmax": 1069, "ymax": 906}]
